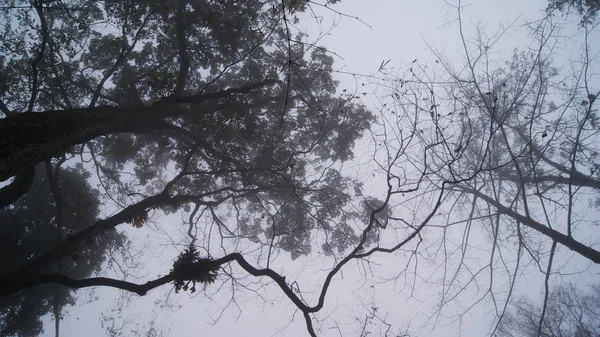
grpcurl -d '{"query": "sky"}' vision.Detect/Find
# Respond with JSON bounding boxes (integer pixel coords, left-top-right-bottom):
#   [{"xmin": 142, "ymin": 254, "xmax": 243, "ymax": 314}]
[{"xmin": 35, "ymin": 1, "xmax": 600, "ymax": 337}]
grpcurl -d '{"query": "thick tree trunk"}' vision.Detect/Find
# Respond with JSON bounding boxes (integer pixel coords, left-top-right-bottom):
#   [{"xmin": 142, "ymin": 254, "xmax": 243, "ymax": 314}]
[
  {"xmin": 0, "ymin": 105, "xmax": 159, "ymax": 181},
  {"xmin": 0, "ymin": 79, "xmax": 281, "ymax": 182}
]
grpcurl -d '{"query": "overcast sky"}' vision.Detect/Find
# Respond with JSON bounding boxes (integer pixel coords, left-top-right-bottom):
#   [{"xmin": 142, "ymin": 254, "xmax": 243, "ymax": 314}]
[{"xmin": 40, "ymin": 1, "xmax": 600, "ymax": 336}]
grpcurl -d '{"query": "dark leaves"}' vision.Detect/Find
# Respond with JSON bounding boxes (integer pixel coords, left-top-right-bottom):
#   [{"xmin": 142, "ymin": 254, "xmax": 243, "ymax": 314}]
[{"xmin": 171, "ymin": 245, "xmax": 219, "ymax": 293}]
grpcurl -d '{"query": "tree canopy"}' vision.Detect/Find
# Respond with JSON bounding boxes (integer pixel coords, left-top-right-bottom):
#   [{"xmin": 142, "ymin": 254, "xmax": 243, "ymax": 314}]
[
  {"xmin": 0, "ymin": 0, "xmax": 599, "ymax": 336},
  {"xmin": 0, "ymin": 164, "xmax": 125, "ymax": 337},
  {"xmin": 0, "ymin": 0, "xmax": 377, "ymax": 335},
  {"xmin": 547, "ymin": 0, "xmax": 600, "ymax": 22}
]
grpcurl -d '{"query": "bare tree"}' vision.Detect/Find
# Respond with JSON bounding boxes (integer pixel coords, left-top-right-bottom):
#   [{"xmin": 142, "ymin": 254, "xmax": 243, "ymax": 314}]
[
  {"xmin": 496, "ymin": 283, "xmax": 600, "ymax": 337},
  {"xmin": 365, "ymin": 1, "xmax": 600, "ymax": 334}
]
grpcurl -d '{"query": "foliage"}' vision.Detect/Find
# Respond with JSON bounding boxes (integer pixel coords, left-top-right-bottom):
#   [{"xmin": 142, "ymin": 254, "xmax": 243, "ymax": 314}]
[
  {"xmin": 171, "ymin": 245, "xmax": 218, "ymax": 293},
  {"xmin": 0, "ymin": 0, "xmax": 377, "ymax": 257},
  {"xmin": 0, "ymin": 164, "xmax": 126, "ymax": 337},
  {"xmin": 0, "ymin": 0, "xmax": 376, "ymax": 258},
  {"xmin": 1, "ymin": 0, "xmax": 597, "ymax": 336},
  {"xmin": 0, "ymin": 0, "xmax": 378, "ymax": 335},
  {"xmin": 547, "ymin": 0, "xmax": 600, "ymax": 23}
]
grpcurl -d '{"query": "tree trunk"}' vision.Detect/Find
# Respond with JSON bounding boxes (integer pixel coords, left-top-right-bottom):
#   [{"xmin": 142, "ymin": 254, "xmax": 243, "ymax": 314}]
[
  {"xmin": 0, "ymin": 79, "xmax": 281, "ymax": 181},
  {"xmin": 0, "ymin": 105, "xmax": 160, "ymax": 181}
]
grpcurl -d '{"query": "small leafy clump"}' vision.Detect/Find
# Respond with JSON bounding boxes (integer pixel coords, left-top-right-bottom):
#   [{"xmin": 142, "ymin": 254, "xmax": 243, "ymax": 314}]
[
  {"xmin": 171, "ymin": 245, "xmax": 219, "ymax": 293},
  {"xmin": 129, "ymin": 210, "xmax": 148, "ymax": 228}
]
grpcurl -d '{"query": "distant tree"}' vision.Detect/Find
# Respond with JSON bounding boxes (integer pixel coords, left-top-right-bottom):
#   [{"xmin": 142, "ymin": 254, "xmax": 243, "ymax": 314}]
[
  {"xmin": 496, "ymin": 283, "xmax": 600, "ymax": 337},
  {"xmin": 0, "ymin": 163, "xmax": 126, "ymax": 337},
  {"xmin": 547, "ymin": 0, "xmax": 600, "ymax": 23}
]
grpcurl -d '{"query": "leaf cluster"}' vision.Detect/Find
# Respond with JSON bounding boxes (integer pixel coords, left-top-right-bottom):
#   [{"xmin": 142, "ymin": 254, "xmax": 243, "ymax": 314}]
[{"xmin": 171, "ymin": 245, "xmax": 219, "ymax": 293}]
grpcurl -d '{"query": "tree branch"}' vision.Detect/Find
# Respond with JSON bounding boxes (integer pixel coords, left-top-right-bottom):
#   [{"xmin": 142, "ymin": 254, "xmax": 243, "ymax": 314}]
[
  {"xmin": 0, "ymin": 252, "xmax": 309, "ymax": 310},
  {"xmin": 0, "ymin": 80, "xmax": 283, "ymax": 181},
  {"xmin": 498, "ymin": 171, "xmax": 600, "ymax": 190},
  {"xmin": 0, "ymin": 192, "xmax": 171, "ymax": 285},
  {"xmin": 462, "ymin": 186, "xmax": 600, "ymax": 263},
  {"xmin": 159, "ymin": 78, "xmax": 281, "ymax": 104}
]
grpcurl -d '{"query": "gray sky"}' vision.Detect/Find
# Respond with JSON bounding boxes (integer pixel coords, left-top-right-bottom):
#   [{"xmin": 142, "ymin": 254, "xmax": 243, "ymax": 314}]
[{"xmin": 40, "ymin": 1, "xmax": 600, "ymax": 336}]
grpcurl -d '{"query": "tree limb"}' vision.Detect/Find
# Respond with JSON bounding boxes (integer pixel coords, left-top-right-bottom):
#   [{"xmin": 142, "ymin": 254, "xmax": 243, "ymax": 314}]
[
  {"xmin": 159, "ymin": 78, "xmax": 281, "ymax": 104},
  {"xmin": 498, "ymin": 171, "xmax": 600, "ymax": 190},
  {"xmin": 0, "ymin": 166, "xmax": 35, "ymax": 209},
  {"xmin": 0, "ymin": 79, "xmax": 282, "ymax": 181},
  {"xmin": 462, "ymin": 186, "xmax": 600, "ymax": 263}
]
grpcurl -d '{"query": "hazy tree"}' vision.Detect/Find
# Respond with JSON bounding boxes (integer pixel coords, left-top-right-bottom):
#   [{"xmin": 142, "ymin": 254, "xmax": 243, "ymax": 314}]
[
  {"xmin": 548, "ymin": 0, "xmax": 600, "ymax": 23},
  {"xmin": 0, "ymin": 163, "xmax": 126, "ymax": 337},
  {"xmin": 496, "ymin": 283, "xmax": 600, "ymax": 337},
  {"xmin": 0, "ymin": 1, "xmax": 391, "ymax": 336},
  {"xmin": 2, "ymin": 0, "xmax": 598, "ymax": 336},
  {"xmin": 365, "ymin": 2, "xmax": 600, "ymax": 335}
]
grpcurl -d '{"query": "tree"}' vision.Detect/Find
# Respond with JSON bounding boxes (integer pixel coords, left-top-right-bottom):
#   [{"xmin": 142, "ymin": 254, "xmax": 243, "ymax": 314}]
[
  {"xmin": 1, "ymin": 1, "xmax": 598, "ymax": 336},
  {"xmin": 0, "ymin": 1, "xmax": 385, "ymax": 336},
  {"xmin": 0, "ymin": 163, "xmax": 126, "ymax": 337},
  {"xmin": 496, "ymin": 283, "xmax": 600, "ymax": 337},
  {"xmin": 547, "ymin": 0, "xmax": 600, "ymax": 23},
  {"xmin": 370, "ymin": 2, "xmax": 600, "ymax": 334}
]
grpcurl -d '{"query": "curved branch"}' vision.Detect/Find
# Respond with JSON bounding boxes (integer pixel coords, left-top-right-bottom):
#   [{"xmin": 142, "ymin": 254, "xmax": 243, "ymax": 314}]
[
  {"xmin": 0, "ymin": 166, "xmax": 35, "ymax": 209},
  {"xmin": 0, "ymin": 252, "xmax": 308, "ymax": 309},
  {"xmin": 0, "ymin": 271, "xmax": 175, "ymax": 297},
  {"xmin": 0, "ymin": 251, "xmax": 319, "ymax": 333},
  {"xmin": 0, "ymin": 192, "xmax": 171, "ymax": 286}
]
